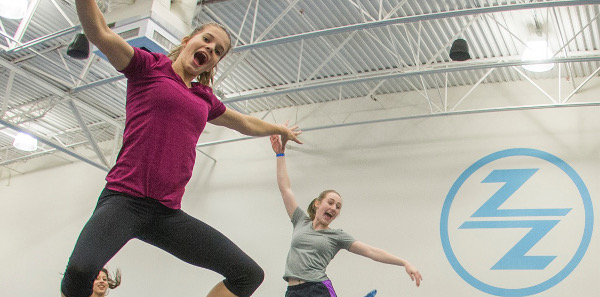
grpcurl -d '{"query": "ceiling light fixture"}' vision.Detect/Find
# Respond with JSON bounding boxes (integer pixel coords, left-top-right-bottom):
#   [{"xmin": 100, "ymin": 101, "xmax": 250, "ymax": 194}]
[
  {"xmin": 449, "ymin": 38, "xmax": 471, "ymax": 61},
  {"xmin": 521, "ymin": 40, "xmax": 554, "ymax": 72},
  {"xmin": 0, "ymin": 0, "xmax": 29, "ymax": 20},
  {"xmin": 13, "ymin": 132, "xmax": 38, "ymax": 152}
]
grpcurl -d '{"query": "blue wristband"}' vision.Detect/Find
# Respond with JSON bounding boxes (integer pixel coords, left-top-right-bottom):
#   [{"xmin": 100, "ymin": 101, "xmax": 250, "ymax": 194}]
[{"xmin": 276, "ymin": 153, "xmax": 285, "ymax": 157}]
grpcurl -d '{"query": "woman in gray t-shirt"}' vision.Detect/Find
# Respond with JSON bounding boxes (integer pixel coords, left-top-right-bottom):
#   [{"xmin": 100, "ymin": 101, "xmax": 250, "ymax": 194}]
[{"xmin": 270, "ymin": 130, "xmax": 423, "ymax": 297}]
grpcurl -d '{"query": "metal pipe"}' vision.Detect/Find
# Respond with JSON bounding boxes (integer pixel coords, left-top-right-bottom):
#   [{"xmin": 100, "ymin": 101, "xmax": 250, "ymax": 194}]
[{"xmin": 196, "ymin": 102, "xmax": 600, "ymax": 147}]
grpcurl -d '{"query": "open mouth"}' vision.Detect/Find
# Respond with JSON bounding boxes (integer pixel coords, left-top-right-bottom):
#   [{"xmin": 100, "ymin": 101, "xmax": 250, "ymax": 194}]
[
  {"xmin": 194, "ymin": 52, "xmax": 208, "ymax": 66},
  {"xmin": 324, "ymin": 212, "xmax": 334, "ymax": 219}
]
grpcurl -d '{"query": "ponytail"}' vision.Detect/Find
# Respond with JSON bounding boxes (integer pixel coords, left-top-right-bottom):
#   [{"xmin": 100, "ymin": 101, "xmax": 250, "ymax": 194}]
[{"xmin": 307, "ymin": 198, "xmax": 318, "ymax": 220}]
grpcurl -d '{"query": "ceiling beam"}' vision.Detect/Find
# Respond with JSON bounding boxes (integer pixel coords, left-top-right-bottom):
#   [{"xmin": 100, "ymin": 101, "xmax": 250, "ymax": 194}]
[
  {"xmin": 222, "ymin": 54, "xmax": 600, "ymax": 103},
  {"xmin": 232, "ymin": 0, "xmax": 600, "ymax": 53}
]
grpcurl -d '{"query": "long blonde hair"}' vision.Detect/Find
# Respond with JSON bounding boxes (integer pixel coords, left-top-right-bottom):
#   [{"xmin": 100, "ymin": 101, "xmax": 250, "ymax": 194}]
[
  {"xmin": 307, "ymin": 190, "xmax": 341, "ymax": 220},
  {"xmin": 167, "ymin": 23, "xmax": 232, "ymax": 86}
]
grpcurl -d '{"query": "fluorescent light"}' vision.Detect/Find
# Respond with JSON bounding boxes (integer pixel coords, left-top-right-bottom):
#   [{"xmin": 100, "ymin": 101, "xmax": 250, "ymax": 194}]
[
  {"xmin": 13, "ymin": 132, "xmax": 38, "ymax": 152},
  {"xmin": 0, "ymin": 0, "xmax": 29, "ymax": 20},
  {"xmin": 521, "ymin": 40, "xmax": 554, "ymax": 72}
]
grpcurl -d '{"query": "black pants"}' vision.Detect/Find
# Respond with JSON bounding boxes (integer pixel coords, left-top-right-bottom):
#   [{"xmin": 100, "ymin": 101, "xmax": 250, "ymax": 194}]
[
  {"xmin": 285, "ymin": 281, "xmax": 336, "ymax": 297},
  {"xmin": 61, "ymin": 188, "xmax": 264, "ymax": 297}
]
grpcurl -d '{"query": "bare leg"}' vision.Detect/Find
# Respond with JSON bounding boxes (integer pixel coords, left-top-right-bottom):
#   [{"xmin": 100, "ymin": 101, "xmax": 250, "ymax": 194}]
[{"xmin": 206, "ymin": 281, "xmax": 238, "ymax": 297}]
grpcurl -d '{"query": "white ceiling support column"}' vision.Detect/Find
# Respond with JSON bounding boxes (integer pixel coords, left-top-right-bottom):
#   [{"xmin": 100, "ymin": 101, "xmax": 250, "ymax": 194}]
[
  {"xmin": 414, "ymin": 22, "xmax": 423, "ymax": 70},
  {"xmin": 347, "ymin": 0, "xmax": 374, "ymax": 21},
  {"xmin": 296, "ymin": 39, "xmax": 304, "ymax": 83},
  {"xmin": 11, "ymin": 0, "xmax": 41, "ymax": 48},
  {"xmin": 196, "ymin": 148, "xmax": 216, "ymax": 163},
  {"xmin": 72, "ymin": 75, "xmax": 126, "ymax": 93},
  {"xmin": 451, "ymin": 68, "xmax": 496, "ymax": 112},
  {"xmin": 259, "ymin": 95, "xmax": 286, "ymax": 121},
  {"xmin": 512, "ymin": 66, "xmax": 557, "ymax": 104},
  {"xmin": 58, "ymin": 50, "xmax": 78, "ymax": 86},
  {"xmin": 303, "ymin": 31, "xmax": 358, "ymax": 83},
  {"xmin": 563, "ymin": 65, "xmax": 600, "ymax": 103},
  {"xmin": 385, "ymin": 26, "xmax": 411, "ymax": 69},
  {"xmin": 384, "ymin": 0, "xmax": 409, "ymax": 20},
  {"xmin": 250, "ymin": 0, "xmax": 259, "ymax": 43},
  {"xmin": 67, "ymin": 100, "xmax": 110, "ymax": 168},
  {"xmin": 419, "ymin": 75, "xmax": 437, "ymax": 113},
  {"xmin": 201, "ymin": 5, "xmax": 248, "ymax": 46},
  {"xmin": 366, "ymin": 80, "xmax": 387, "ymax": 101},
  {"xmin": 444, "ymin": 72, "xmax": 448, "ymax": 112},
  {"xmin": 1, "ymin": 71, "xmax": 15, "ymax": 118},
  {"xmin": 49, "ymin": 0, "xmax": 75, "ymax": 26},
  {"xmin": 9, "ymin": 0, "xmax": 40, "ymax": 47},
  {"xmin": 0, "ymin": 30, "xmax": 20, "ymax": 45},
  {"xmin": 0, "ymin": 21, "xmax": 11, "ymax": 50},
  {"xmin": 550, "ymin": 7, "xmax": 579, "ymax": 91},
  {"xmin": 74, "ymin": 55, "xmax": 96, "ymax": 88}
]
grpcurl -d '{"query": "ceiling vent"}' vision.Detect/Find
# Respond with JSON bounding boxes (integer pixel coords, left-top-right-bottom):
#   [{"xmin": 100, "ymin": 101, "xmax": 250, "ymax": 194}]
[{"xmin": 93, "ymin": 0, "xmax": 194, "ymax": 59}]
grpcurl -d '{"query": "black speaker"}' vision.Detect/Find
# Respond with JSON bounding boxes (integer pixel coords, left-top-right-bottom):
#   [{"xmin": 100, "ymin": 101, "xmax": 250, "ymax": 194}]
[
  {"xmin": 449, "ymin": 38, "xmax": 470, "ymax": 61},
  {"xmin": 67, "ymin": 33, "xmax": 90, "ymax": 60}
]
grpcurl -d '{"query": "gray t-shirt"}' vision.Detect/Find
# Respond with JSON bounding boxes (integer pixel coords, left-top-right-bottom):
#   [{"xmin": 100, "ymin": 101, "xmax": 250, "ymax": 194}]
[{"xmin": 283, "ymin": 207, "xmax": 356, "ymax": 282}]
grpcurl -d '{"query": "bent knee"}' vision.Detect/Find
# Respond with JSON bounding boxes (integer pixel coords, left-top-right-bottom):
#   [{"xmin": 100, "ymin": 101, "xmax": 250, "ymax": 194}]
[
  {"xmin": 224, "ymin": 262, "xmax": 264, "ymax": 297},
  {"xmin": 61, "ymin": 264, "xmax": 98, "ymax": 297}
]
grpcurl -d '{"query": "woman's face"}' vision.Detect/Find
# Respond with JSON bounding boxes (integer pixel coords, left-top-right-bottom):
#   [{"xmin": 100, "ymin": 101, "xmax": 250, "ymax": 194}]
[
  {"xmin": 314, "ymin": 192, "xmax": 342, "ymax": 226},
  {"xmin": 92, "ymin": 270, "xmax": 109, "ymax": 296},
  {"xmin": 178, "ymin": 25, "xmax": 230, "ymax": 77}
]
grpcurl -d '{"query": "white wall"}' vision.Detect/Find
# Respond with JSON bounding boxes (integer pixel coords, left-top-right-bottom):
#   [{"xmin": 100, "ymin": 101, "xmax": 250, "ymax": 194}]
[{"xmin": 1, "ymin": 81, "xmax": 599, "ymax": 297}]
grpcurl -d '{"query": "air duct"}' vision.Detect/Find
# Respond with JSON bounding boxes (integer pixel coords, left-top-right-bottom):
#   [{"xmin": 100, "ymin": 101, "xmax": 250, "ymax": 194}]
[{"xmin": 93, "ymin": 0, "xmax": 197, "ymax": 58}]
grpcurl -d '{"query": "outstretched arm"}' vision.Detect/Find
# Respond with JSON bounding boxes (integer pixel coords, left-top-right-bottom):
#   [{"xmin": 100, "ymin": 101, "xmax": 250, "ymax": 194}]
[
  {"xmin": 270, "ymin": 132, "xmax": 299, "ymax": 219},
  {"xmin": 75, "ymin": 0, "xmax": 133, "ymax": 70},
  {"xmin": 210, "ymin": 109, "xmax": 303, "ymax": 144},
  {"xmin": 349, "ymin": 241, "xmax": 422, "ymax": 287}
]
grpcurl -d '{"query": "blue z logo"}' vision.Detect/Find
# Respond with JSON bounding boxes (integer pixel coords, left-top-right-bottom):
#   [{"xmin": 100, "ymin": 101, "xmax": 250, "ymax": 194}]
[
  {"xmin": 440, "ymin": 149, "xmax": 593, "ymax": 297},
  {"xmin": 460, "ymin": 168, "xmax": 571, "ymax": 270}
]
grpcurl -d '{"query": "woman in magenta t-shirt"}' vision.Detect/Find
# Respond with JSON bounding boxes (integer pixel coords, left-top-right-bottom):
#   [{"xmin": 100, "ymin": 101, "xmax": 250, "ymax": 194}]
[{"xmin": 61, "ymin": 1, "xmax": 302, "ymax": 297}]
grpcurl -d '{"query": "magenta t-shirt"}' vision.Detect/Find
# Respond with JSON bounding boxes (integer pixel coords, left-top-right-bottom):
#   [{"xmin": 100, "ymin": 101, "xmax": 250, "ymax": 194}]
[{"xmin": 105, "ymin": 47, "xmax": 226, "ymax": 209}]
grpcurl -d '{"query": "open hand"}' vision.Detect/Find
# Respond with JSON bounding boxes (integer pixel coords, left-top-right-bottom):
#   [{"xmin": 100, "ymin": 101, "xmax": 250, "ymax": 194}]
[
  {"xmin": 279, "ymin": 121, "xmax": 302, "ymax": 144},
  {"xmin": 405, "ymin": 263, "xmax": 422, "ymax": 287}
]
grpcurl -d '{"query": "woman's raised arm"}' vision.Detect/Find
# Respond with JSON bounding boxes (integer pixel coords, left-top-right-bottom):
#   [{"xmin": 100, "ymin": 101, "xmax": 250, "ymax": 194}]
[
  {"xmin": 75, "ymin": 0, "xmax": 134, "ymax": 70},
  {"xmin": 270, "ymin": 134, "xmax": 299, "ymax": 219}
]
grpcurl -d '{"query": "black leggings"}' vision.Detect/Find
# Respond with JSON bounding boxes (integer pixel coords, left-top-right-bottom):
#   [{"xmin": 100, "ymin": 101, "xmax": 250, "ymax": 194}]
[{"xmin": 61, "ymin": 188, "xmax": 264, "ymax": 297}]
